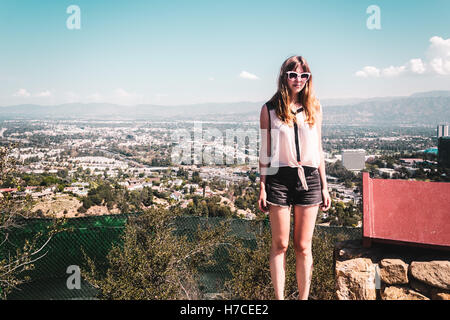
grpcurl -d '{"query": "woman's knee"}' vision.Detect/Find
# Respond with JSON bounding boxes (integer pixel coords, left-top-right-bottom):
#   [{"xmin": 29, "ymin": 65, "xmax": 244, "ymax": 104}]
[
  {"xmin": 294, "ymin": 241, "xmax": 312, "ymax": 257},
  {"xmin": 271, "ymin": 238, "xmax": 289, "ymax": 254}
]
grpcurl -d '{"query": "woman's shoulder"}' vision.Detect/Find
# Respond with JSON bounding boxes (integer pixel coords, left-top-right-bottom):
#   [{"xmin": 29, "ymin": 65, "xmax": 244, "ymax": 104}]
[
  {"xmin": 260, "ymin": 101, "xmax": 275, "ymax": 114},
  {"xmin": 264, "ymin": 101, "xmax": 276, "ymax": 111},
  {"xmin": 260, "ymin": 104, "xmax": 268, "ymax": 118}
]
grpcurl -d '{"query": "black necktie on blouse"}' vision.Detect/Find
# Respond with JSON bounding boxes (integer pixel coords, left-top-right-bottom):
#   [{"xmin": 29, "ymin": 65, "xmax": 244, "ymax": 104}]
[{"xmin": 292, "ymin": 107, "xmax": 304, "ymax": 163}]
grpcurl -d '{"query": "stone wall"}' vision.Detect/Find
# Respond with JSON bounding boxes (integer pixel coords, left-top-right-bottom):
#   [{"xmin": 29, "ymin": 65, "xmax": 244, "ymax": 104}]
[{"xmin": 334, "ymin": 240, "xmax": 450, "ymax": 300}]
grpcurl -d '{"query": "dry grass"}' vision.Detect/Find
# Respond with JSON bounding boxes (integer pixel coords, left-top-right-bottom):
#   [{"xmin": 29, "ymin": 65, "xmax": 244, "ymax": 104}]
[{"xmin": 31, "ymin": 194, "xmax": 121, "ymax": 218}]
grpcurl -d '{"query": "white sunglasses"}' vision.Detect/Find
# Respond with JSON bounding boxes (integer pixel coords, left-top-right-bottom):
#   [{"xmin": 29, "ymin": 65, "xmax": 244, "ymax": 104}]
[{"xmin": 286, "ymin": 71, "xmax": 311, "ymax": 81}]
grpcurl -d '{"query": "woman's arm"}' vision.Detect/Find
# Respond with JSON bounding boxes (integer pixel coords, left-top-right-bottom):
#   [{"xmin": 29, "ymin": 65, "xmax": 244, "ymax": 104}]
[
  {"xmin": 316, "ymin": 104, "xmax": 331, "ymax": 210},
  {"xmin": 258, "ymin": 104, "xmax": 271, "ymax": 211},
  {"xmin": 259, "ymin": 104, "xmax": 271, "ymax": 183},
  {"xmin": 317, "ymin": 114, "xmax": 328, "ymax": 191}
]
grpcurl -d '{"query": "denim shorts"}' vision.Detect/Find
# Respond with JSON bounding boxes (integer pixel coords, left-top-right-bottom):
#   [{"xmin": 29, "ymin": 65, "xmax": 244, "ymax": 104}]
[{"xmin": 266, "ymin": 166, "xmax": 323, "ymax": 207}]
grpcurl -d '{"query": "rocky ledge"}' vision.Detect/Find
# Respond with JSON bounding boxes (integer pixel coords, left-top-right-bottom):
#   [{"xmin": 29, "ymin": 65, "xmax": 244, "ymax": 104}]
[{"xmin": 334, "ymin": 240, "xmax": 450, "ymax": 300}]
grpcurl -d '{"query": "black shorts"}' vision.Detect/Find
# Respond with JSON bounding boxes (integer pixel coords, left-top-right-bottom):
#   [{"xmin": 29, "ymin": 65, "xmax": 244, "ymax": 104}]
[{"xmin": 266, "ymin": 166, "xmax": 323, "ymax": 207}]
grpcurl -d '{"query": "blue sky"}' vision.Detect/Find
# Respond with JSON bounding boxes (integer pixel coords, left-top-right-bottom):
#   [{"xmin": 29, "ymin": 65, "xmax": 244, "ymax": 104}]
[{"xmin": 1, "ymin": 0, "xmax": 449, "ymax": 106}]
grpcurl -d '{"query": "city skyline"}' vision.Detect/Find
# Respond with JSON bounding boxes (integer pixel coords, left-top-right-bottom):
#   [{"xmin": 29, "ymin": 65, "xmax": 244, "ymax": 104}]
[{"xmin": 1, "ymin": 0, "xmax": 450, "ymax": 106}]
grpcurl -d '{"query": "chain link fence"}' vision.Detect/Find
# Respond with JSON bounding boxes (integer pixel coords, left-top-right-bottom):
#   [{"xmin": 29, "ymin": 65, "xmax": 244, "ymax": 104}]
[{"xmin": 2, "ymin": 214, "xmax": 362, "ymax": 300}]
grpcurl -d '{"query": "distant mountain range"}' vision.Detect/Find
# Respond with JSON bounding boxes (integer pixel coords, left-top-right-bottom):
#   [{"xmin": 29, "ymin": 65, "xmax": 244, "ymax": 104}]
[{"xmin": 1, "ymin": 90, "xmax": 449, "ymax": 125}]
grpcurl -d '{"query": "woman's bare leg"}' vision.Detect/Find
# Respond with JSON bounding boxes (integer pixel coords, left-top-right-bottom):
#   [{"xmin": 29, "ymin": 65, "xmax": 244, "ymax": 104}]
[
  {"xmin": 293, "ymin": 204, "xmax": 319, "ymax": 300},
  {"xmin": 269, "ymin": 204, "xmax": 291, "ymax": 300}
]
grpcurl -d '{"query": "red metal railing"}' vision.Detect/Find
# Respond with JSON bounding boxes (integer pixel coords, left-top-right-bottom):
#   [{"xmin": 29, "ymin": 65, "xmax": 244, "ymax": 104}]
[{"xmin": 362, "ymin": 172, "xmax": 450, "ymax": 250}]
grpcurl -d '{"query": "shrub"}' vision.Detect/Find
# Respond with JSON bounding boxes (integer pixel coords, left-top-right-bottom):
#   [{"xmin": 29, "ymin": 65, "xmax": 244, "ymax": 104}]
[
  {"xmin": 224, "ymin": 225, "xmax": 297, "ymax": 300},
  {"xmin": 224, "ymin": 222, "xmax": 351, "ymax": 300},
  {"xmin": 81, "ymin": 208, "xmax": 231, "ymax": 300},
  {"xmin": 77, "ymin": 206, "xmax": 87, "ymax": 213}
]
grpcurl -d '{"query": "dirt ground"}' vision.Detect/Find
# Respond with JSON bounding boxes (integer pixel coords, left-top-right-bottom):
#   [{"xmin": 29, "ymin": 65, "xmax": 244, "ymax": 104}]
[
  {"xmin": 31, "ymin": 193, "xmax": 250, "ymax": 219},
  {"xmin": 31, "ymin": 193, "xmax": 121, "ymax": 218}
]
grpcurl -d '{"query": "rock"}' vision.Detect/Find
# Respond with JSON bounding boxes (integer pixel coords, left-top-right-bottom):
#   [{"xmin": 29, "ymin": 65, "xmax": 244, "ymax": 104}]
[
  {"xmin": 379, "ymin": 259, "xmax": 409, "ymax": 285},
  {"xmin": 336, "ymin": 247, "xmax": 366, "ymax": 260},
  {"xmin": 336, "ymin": 258, "xmax": 376, "ymax": 300},
  {"xmin": 334, "ymin": 240, "xmax": 363, "ymax": 260},
  {"xmin": 410, "ymin": 261, "xmax": 450, "ymax": 290},
  {"xmin": 381, "ymin": 286, "xmax": 429, "ymax": 300},
  {"xmin": 410, "ymin": 278, "xmax": 434, "ymax": 296},
  {"xmin": 334, "ymin": 240, "xmax": 382, "ymax": 262},
  {"xmin": 430, "ymin": 286, "xmax": 450, "ymax": 300},
  {"xmin": 432, "ymin": 292, "xmax": 450, "ymax": 300}
]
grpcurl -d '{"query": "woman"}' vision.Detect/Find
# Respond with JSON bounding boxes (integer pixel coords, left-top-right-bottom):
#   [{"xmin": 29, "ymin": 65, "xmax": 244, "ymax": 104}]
[{"xmin": 258, "ymin": 55, "xmax": 331, "ymax": 300}]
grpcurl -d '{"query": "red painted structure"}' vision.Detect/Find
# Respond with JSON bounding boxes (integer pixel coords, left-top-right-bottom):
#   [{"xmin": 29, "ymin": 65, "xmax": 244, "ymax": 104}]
[{"xmin": 362, "ymin": 172, "xmax": 450, "ymax": 251}]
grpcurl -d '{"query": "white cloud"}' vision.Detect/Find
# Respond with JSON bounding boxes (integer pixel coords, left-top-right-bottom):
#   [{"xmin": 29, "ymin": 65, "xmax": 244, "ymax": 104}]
[
  {"xmin": 36, "ymin": 90, "xmax": 52, "ymax": 97},
  {"xmin": 382, "ymin": 65, "xmax": 406, "ymax": 77},
  {"xmin": 356, "ymin": 36, "xmax": 450, "ymax": 78},
  {"xmin": 239, "ymin": 71, "xmax": 260, "ymax": 80},
  {"xmin": 208, "ymin": 77, "xmax": 215, "ymax": 81},
  {"xmin": 13, "ymin": 88, "xmax": 31, "ymax": 97},
  {"xmin": 355, "ymin": 66, "xmax": 380, "ymax": 78},
  {"xmin": 429, "ymin": 58, "xmax": 449, "ymax": 75},
  {"xmin": 355, "ymin": 71, "xmax": 367, "ymax": 78},
  {"xmin": 426, "ymin": 36, "xmax": 450, "ymax": 75},
  {"xmin": 408, "ymin": 58, "xmax": 426, "ymax": 74}
]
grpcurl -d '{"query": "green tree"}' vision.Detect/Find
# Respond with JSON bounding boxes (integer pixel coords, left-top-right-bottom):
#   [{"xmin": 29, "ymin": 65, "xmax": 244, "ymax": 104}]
[
  {"xmin": 202, "ymin": 181, "xmax": 207, "ymax": 197},
  {"xmin": 191, "ymin": 171, "xmax": 201, "ymax": 184},
  {"xmin": 82, "ymin": 208, "xmax": 231, "ymax": 299},
  {"xmin": 248, "ymin": 171, "xmax": 257, "ymax": 183},
  {"xmin": 344, "ymin": 179, "xmax": 353, "ymax": 188},
  {"xmin": 0, "ymin": 144, "xmax": 64, "ymax": 299},
  {"xmin": 57, "ymin": 169, "xmax": 68, "ymax": 179},
  {"xmin": 82, "ymin": 197, "xmax": 93, "ymax": 209},
  {"xmin": 40, "ymin": 175, "xmax": 59, "ymax": 187},
  {"xmin": 141, "ymin": 187, "xmax": 153, "ymax": 207},
  {"xmin": 57, "ymin": 184, "xmax": 65, "ymax": 193}
]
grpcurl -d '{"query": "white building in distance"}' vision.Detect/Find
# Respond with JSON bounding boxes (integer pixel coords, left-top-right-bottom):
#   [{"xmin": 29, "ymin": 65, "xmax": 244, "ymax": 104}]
[
  {"xmin": 342, "ymin": 149, "xmax": 366, "ymax": 171},
  {"xmin": 437, "ymin": 124, "xmax": 449, "ymax": 138}
]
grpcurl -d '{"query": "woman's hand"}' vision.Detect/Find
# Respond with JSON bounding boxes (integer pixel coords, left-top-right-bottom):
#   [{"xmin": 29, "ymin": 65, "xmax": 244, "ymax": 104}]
[
  {"xmin": 258, "ymin": 189, "xmax": 269, "ymax": 213},
  {"xmin": 321, "ymin": 188, "xmax": 331, "ymax": 211}
]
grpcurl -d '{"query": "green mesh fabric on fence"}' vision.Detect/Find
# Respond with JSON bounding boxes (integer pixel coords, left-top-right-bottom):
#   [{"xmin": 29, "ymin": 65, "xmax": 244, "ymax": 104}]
[
  {"xmin": 2, "ymin": 215, "xmax": 128, "ymax": 281},
  {"xmin": 2, "ymin": 214, "xmax": 362, "ymax": 300},
  {"xmin": 2, "ymin": 214, "xmax": 130, "ymax": 300}
]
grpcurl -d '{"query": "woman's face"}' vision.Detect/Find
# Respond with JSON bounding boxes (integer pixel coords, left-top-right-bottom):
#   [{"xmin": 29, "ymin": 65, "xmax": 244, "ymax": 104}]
[{"xmin": 286, "ymin": 65, "xmax": 308, "ymax": 96}]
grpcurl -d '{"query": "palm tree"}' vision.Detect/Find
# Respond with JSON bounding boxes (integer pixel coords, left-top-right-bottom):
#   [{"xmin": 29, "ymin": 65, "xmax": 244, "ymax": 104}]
[{"xmin": 202, "ymin": 181, "xmax": 207, "ymax": 197}]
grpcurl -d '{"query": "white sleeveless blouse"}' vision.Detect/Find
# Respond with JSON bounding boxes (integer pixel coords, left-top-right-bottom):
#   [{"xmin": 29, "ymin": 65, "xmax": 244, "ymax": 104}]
[
  {"xmin": 268, "ymin": 104, "xmax": 322, "ymax": 168},
  {"xmin": 264, "ymin": 104, "xmax": 322, "ymax": 191}
]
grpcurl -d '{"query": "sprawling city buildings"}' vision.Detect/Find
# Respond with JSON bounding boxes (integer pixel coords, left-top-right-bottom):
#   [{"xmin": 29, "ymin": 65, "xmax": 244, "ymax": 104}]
[{"xmin": 0, "ymin": 118, "xmax": 446, "ymax": 225}]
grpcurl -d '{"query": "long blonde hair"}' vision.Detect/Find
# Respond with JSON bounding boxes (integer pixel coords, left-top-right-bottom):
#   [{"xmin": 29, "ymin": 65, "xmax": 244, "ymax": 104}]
[{"xmin": 268, "ymin": 56, "xmax": 321, "ymax": 127}]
